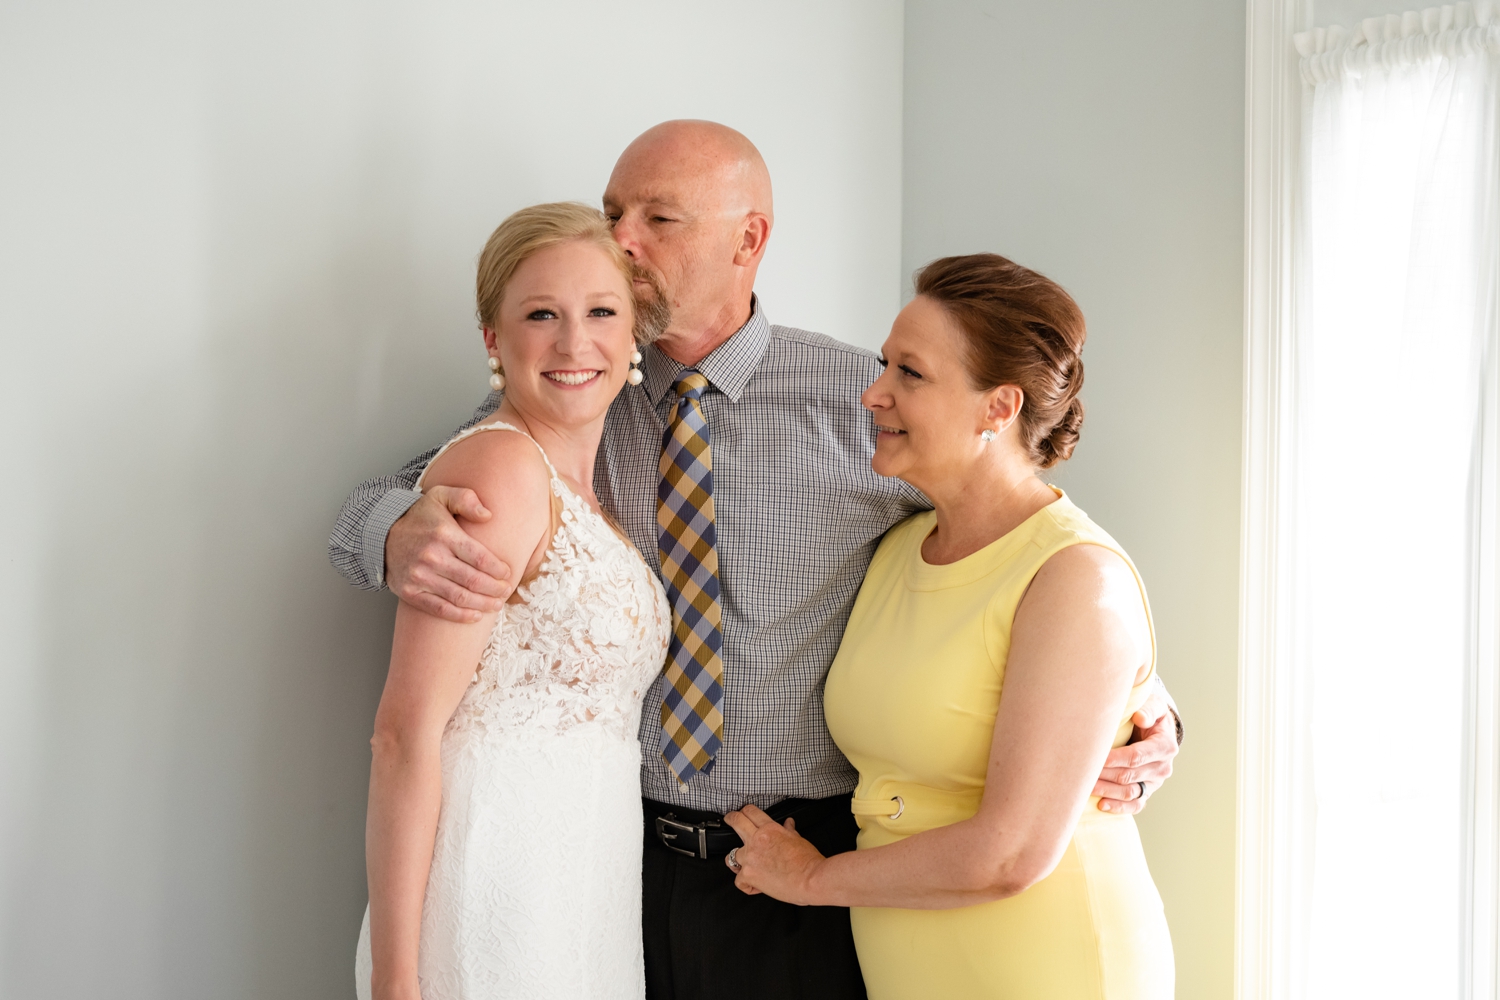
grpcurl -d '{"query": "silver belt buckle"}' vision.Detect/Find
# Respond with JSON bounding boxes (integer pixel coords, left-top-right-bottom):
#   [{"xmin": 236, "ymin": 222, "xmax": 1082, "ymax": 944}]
[{"xmin": 654, "ymin": 814, "xmax": 716, "ymax": 859}]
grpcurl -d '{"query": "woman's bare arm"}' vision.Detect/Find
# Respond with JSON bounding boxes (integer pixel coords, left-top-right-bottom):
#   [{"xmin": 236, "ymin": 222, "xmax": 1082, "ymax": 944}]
[
  {"xmin": 364, "ymin": 430, "xmax": 553, "ymax": 1000},
  {"xmin": 725, "ymin": 543, "xmax": 1152, "ymax": 910}
]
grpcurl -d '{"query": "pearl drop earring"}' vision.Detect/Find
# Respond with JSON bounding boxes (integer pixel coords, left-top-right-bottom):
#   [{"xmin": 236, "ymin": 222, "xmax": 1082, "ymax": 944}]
[
  {"xmin": 981, "ymin": 429, "xmax": 997, "ymax": 443},
  {"xmin": 627, "ymin": 348, "xmax": 644, "ymax": 386},
  {"xmin": 488, "ymin": 355, "xmax": 505, "ymax": 392}
]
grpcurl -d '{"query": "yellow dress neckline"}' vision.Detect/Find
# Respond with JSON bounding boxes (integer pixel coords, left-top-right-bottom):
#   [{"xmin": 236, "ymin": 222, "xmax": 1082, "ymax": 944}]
[{"xmin": 906, "ymin": 487, "xmax": 1071, "ymax": 592}]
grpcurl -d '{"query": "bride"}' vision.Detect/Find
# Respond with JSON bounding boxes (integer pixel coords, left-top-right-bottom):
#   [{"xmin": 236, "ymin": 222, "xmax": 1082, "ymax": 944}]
[{"xmin": 354, "ymin": 203, "xmax": 670, "ymax": 1000}]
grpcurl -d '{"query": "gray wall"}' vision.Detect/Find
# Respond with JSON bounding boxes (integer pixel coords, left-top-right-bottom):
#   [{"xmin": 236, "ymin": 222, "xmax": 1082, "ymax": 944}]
[
  {"xmin": 0, "ymin": 3, "xmax": 903, "ymax": 997},
  {"xmin": 902, "ymin": 3, "xmax": 1246, "ymax": 997}
]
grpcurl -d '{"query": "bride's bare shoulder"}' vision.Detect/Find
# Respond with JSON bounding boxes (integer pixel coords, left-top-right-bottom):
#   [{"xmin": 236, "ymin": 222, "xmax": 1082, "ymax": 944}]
[{"xmin": 421, "ymin": 425, "xmax": 554, "ymax": 559}]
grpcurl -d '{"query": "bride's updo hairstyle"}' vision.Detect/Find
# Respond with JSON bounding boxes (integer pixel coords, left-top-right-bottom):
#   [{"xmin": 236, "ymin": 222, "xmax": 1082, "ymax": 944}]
[
  {"xmin": 474, "ymin": 202, "xmax": 660, "ymax": 345},
  {"xmin": 914, "ymin": 253, "xmax": 1087, "ymax": 469}
]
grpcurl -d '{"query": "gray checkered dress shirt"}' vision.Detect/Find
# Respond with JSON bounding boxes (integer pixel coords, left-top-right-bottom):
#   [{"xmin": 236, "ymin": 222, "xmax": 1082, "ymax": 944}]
[{"xmin": 329, "ymin": 299, "xmax": 928, "ymax": 811}]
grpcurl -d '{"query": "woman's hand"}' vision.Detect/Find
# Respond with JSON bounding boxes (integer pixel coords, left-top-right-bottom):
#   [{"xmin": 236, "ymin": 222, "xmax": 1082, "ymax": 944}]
[{"xmin": 722, "ymin": 805, "xmax": 829, "ymax": 905}]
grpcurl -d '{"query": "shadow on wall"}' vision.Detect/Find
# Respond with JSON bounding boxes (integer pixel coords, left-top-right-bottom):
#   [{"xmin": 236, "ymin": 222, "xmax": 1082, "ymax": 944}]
[{"xmin": 12, "ymin": 228, "xmax": 448, "ymax": 998}]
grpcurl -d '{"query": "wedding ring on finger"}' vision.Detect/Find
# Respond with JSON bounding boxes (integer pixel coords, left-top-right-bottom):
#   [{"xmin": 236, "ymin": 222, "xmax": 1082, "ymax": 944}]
[
  {"xmin": 1137, "ymin": 781, "xmax": 1148, "ymax": 801},
  {"xmin": 726, "ymin": 848, "xmax": 742, "ymax": 873}
]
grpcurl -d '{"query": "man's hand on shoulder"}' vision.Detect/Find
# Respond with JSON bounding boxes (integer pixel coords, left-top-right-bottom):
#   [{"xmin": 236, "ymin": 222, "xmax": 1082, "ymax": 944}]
[
  {"xmin": 1093, "ymin": 680, "xmax": 1181, "ymax": 815},
  {"xmin": 386, "ymin": 486, "xmax": 514, "ymax": 623}
]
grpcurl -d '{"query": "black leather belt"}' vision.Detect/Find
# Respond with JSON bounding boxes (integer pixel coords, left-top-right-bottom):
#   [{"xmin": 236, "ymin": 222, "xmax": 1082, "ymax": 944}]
[
  {"xmin": 643, "ymin": 797, "xmax": 836, "ymax": 860},
  {"xmin": 649, "ymin": 808, "xmax": 741, "ymax": 859}
]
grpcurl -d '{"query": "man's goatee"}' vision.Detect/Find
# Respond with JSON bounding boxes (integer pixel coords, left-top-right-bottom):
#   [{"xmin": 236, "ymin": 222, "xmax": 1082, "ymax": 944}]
[{"xmin": 631, "ymin": 266, "xmax": 672, "ymax": 346}]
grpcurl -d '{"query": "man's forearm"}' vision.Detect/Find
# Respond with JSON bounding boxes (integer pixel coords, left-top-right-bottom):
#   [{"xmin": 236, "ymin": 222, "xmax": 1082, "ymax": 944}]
[{"xmin": 327, "ymin": 391, "xmax": 502, "ymax": 590}]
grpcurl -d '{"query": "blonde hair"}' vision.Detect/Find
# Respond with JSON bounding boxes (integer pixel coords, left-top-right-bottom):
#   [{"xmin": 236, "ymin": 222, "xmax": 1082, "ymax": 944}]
[{"xmin": 475, "ymin": 201, "xmax": 634, "ymax": 332}]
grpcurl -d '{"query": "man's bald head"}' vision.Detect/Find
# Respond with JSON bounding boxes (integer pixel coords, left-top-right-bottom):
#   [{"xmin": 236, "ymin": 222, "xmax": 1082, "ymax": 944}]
[
  {"xmin": 602, "ymin": 121, "xmax": 776, "ymax": 364},
  {"xmin": 615, "ymin": 120, "xmax": 773, "ymax": 222}
]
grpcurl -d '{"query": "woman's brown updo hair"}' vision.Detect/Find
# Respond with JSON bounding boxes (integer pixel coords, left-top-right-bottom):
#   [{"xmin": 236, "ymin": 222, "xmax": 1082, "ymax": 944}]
[{"xmin": 913, "ymin": 253, "xmax": 1086, "ymax": 469}]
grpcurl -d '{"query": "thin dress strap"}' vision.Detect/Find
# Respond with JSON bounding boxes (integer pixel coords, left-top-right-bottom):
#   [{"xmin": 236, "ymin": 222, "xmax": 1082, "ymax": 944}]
[{"xmin": 415, "ymin": 420, "xmax": 560, "ymax": 493}]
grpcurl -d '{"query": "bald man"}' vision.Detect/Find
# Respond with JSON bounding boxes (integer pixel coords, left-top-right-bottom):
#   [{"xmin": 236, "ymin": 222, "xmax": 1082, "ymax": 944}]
[{"xmin": 329, "ymin": 120, "xmax": 1181, "ymax": 999}]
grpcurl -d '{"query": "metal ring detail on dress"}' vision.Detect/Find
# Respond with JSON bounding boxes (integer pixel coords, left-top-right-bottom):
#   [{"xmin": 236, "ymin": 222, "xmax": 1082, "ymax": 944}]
[
  {"xmin": 725, "ymin": 847, "xmax": 742, "ymax": 873},
  {"xmin": 1137, "ymin": 781, "xmax": 1148, "ymax": 801},
  {"xmin": 889, "ymin": 795, "xmax": 904, "ymax": 820}
]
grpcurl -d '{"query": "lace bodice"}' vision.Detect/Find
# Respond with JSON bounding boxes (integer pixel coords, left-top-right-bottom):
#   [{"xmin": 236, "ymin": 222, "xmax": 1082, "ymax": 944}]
[{"xmin": 418, "ymin": 421, "xmax": 670, "ymax": 743}]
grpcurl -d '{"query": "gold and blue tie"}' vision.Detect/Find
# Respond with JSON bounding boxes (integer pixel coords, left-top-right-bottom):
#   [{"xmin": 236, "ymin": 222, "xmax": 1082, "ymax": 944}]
[{"xmin": 657, "ymin": 371, "xmax": 726, "ymax": 782}]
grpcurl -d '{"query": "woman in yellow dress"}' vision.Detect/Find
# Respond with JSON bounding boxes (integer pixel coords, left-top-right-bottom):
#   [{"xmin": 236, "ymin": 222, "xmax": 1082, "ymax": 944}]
[{"xmin": 722, "ymin": 253, "xmax": 1174, "ymax": 998}]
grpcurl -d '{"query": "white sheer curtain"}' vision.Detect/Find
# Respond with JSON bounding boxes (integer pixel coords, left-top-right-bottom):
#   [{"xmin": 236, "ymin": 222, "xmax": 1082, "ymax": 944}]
[{"xmin": 1290, "ymin": 5, "xmax": 1500, "ymax": 997}]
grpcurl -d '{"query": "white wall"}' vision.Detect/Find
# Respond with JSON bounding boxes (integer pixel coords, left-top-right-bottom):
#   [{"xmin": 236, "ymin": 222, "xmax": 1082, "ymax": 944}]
[
  {"xmin": 0, "ymin": 3, "xmax": 903, "ymax": 997},
  {"xmin": 902, "ymin": 3, "xmax": 1244, "ymax": 997}
]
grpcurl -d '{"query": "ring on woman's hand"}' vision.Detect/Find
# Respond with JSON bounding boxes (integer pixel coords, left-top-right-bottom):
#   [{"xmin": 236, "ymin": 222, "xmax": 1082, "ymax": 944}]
[
  {"xmin": 726, "ymin": 848, "xmax": 742, "ymax": 873},
  {"xmin": 1137, "ymin": 781, "xmax": 1148, "ymax": 801}
]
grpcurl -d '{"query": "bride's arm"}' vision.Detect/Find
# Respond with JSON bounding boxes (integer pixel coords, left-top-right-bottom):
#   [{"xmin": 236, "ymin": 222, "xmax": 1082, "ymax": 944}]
[
  {"xmin": 726, "ymin": 542, "xmax": 1152, "ymax": 911},
  {"xmin": 364, "ymin": 431, "xmax": 553, "ymax": 1000}
]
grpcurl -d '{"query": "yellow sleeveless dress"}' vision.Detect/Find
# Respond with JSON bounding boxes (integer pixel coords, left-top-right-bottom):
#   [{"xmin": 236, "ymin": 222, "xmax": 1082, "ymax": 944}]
[{"xmin": 824, "ymin": 491, "xmax": 1173, "ymax": 999}]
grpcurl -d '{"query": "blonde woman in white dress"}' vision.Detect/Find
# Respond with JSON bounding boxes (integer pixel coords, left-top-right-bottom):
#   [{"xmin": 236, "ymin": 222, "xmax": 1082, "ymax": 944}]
[{"xmin": 354, "ymin": 203, "xmax": 670, "ymax": 1000}]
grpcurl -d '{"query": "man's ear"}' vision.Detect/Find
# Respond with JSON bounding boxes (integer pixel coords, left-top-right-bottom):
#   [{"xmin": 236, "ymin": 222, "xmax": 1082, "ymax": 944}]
[{"xmin": 733, "ymin": 212, "xmax": 772, "ymax": 266}]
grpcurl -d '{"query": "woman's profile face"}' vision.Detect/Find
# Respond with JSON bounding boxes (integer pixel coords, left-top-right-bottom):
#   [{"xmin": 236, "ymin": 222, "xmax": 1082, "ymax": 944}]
[
  {"xmin": 861, "ymin": 295, "xmax": 1010, "ymax": 490},
  {"xmin": 485, "ymin": 240, "xmax": 635, "ymax": 428}
]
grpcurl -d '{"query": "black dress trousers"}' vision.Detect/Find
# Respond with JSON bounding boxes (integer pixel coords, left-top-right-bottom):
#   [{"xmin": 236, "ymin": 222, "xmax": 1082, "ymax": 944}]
[{"xmin": 641, "ymin": 794, "xmax": 868, "ymax": 1000}]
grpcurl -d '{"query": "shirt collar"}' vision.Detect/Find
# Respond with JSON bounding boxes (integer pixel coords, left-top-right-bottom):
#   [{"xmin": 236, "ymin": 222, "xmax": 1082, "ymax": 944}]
[{"xmin": 642, "ymin": 295, "xmax": 773, "ymax": 405}]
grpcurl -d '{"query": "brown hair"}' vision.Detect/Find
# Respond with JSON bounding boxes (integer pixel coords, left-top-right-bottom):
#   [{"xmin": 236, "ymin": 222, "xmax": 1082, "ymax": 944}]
[
  {"xmin": 914, "ymin": 253, "xmax": 1086, "ymax": 469},
  {"xmin": 475, "ymin": 202, "xmax": 654, "ymax": 343}
]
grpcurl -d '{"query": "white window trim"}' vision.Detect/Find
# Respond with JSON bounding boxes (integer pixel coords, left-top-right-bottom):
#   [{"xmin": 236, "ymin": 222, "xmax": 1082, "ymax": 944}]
[{"xmin": 1239, "ymin": 2, "xmax": 1500, "ymax": 996}]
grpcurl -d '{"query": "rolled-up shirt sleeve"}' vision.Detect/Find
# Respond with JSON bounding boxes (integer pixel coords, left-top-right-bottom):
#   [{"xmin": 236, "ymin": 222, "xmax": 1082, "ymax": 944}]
[
  {"xmin": 327, "ymin": 391, "xmax": 501, "ymax": 591},
  {"xmin": 327, "ymin": 472, "xmax": 425, "ymax": 591}
]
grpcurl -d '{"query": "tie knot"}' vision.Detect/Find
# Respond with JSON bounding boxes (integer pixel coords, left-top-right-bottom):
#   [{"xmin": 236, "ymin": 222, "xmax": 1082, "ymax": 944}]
[{"xmin": 674, "ymin": 371, "xmax": 710, "ymax": 400}]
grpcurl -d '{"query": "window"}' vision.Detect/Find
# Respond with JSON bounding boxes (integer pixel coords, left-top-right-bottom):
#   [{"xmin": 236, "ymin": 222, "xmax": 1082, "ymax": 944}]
[{"xmin": 1242, "ymin": 4, "xmax": 1500, "ymax": 998}]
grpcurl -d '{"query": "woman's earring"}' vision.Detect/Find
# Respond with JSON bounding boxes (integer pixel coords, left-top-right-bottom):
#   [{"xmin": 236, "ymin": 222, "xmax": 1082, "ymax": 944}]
[
  {"xmin": 627, "ymin": 348, "xmax": 644, "ymax": 386},
  {"xmin": 981, "ymin": 429, "xmax": 997, "ymax": 443},
  {"xmin": 488, "ymin": 355, "xmax": 505, "ymax": 392}
]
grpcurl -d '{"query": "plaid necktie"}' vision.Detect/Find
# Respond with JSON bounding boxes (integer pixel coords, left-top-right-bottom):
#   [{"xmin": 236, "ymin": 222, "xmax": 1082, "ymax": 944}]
[{"xmin": 657, "ymin": 370, "xmax": 726, "ymax": 783}]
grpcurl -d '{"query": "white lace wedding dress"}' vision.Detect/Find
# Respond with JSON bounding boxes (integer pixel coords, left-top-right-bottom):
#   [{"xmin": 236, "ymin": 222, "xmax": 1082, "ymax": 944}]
[{"xmin": 355, "ymin": 422, "xmax": 670, "ymax": 1000}]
